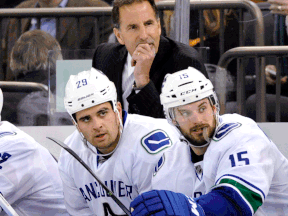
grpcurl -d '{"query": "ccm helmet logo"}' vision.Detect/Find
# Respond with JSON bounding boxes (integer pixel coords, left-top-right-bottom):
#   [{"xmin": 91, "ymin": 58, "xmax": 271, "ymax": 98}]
[{"xmin": 180, "ymin": 89, "xmax": 196, "ymax": 95}]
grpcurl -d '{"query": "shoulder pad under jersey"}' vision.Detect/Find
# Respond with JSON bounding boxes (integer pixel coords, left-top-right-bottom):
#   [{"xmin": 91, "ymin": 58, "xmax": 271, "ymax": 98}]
[
  {"xmin": 213, "ymin": 122, "xmax": 241, "ymax": 141},
  {"xmin": 0, "ymin": 132, "xmax": 17, "ymax": 138}
]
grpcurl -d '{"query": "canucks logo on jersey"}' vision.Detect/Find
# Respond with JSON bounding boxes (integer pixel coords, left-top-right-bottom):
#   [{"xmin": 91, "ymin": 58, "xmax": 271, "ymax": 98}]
[
  {"xmin": 141, "ymin": 129, "xmax": 172, "ymax": 154},
  {"xmin": 213, "ymin": 123, "xmax": 241, "ymax": 141}
]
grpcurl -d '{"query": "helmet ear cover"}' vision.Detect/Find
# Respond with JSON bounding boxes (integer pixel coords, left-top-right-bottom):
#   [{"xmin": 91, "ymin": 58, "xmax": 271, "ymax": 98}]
[
  {"xmin": 208, "ymin": 91, "xmax": 220, "ymax": 113},
  {"xmin": 209, "ymin": 94, "xmax": 216, "ymax": 105}
]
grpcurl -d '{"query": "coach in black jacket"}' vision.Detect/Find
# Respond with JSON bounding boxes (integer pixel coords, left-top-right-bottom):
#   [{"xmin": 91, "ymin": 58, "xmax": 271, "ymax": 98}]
[{"xmin": 93, "ymin": 0, "xmax": 207, "ymax": 118}]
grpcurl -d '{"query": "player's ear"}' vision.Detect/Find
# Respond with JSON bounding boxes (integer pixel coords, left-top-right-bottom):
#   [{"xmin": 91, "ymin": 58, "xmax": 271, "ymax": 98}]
[
  {"xmin": 116, "ymin": 102, "xmax": 122, "ymax": 123},
  {"xmin": 212, "ymin": 105, "xmax": 217, "ymax": 114},
  {"xmin": 113, "ymin": 28, "xmax": 125, "ymax": 45},
  {"xmin": 116, "ymin": 102, "xmax": 122, "ymax": 113}
]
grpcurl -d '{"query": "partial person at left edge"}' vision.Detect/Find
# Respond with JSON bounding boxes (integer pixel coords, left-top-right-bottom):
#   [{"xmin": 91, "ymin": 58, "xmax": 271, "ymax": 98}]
[
  {"xmin": 93, "ymin": 0, "xmax": 208, "ymax": 118},
  {"xmin": 0, "ymin": 88, "xmax": 69, "ymax": 216}
]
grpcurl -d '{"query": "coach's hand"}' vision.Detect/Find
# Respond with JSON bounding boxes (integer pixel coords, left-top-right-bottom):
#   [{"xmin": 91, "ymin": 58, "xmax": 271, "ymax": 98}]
[
  {"xmin": 131, "ymin": 43, "xmax": 155, "ymax": 89},
  {"xmin": 130, "ymin": 190, "xmax": 205, "ymax": 216}
]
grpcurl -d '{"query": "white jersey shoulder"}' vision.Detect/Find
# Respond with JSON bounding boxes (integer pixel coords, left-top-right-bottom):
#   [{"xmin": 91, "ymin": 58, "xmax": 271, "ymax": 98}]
[
  {"xmin": 203, "ymin": 114, "xmax": 288, "ymax": 216},
  {"xmin": 0, "ymin": 121, "xmax": 68, "ymax": 216},
  {"xmin": 58, "ymin": 113, "xmax": 179, "ymax": 216},
  {"xmin": 152, "ymin": 114, "xmax": 288, "ymax": 216},
  {"xmin": 121, "ymin": 114, "xmax": 179, "ymax": 157}
]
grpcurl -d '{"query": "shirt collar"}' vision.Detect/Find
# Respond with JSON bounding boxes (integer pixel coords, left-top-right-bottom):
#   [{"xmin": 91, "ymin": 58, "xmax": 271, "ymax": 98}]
[
  {"xmin": 122, "ymin": 110, "xmax": 128, "ymax": 127},
  {"xmin": 36, "ymin": 0, "xmax": 68, "ymax": 8},
  {"xmin": 58, "ymin": 0, "xmax": 68, "ymax": 8},
  {"xmin": 126, "ymin": 53, "xmax": 135, "ymax": 77}
]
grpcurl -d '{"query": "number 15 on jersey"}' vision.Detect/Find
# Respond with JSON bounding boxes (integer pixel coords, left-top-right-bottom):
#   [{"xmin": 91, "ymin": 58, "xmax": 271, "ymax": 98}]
[{"xmin": 229, "ymin": 151, "xmax": 250, "ymax": 167}]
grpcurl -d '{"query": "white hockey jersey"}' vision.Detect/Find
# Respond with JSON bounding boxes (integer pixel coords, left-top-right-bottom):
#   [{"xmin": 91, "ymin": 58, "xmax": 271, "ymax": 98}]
[
  {"xmin": 152, "ymin": 114, "xmax": 288, "ymax": 216},
  {"xmin": 58, "ymin": 112, "xmax": 179, "ymax": 216},
  {"xmin": 0, "ymin": 121, "xmax": 68, "ymax": 216}
]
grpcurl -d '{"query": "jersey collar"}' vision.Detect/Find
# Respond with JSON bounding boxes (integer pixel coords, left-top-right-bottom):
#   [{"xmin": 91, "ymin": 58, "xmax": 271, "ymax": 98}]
[{"xmin": 122, "ymin": 110, "xmax": 128, "ymax": 126}]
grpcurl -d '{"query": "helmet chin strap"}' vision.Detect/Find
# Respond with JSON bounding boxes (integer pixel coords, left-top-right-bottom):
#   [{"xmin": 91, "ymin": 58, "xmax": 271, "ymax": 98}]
[{"xmin": 202, "ymin": 127, "xmax": 210, "ymax": 143}]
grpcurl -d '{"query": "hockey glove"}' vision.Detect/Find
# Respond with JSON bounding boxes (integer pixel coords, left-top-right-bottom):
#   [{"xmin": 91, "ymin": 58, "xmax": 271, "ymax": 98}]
[{"xmin": 130, "ymin": 190, "xmax": 205, "ymax": 216}]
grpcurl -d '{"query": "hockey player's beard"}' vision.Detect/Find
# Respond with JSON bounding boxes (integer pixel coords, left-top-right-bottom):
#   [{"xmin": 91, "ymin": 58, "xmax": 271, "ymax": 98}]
[{"xmin": 180, "ymin": 117, "xmax": 216, "ymax": 147}]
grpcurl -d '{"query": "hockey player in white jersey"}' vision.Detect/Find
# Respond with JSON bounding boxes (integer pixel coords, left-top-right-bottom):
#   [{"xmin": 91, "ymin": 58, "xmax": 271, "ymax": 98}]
[
  {"xmin": 58, "ymin": 68, "xmax": 179, "ymax": 215},
  {"xmin": 0, "ymin": 88, "xmax": 68, "ymax": 216},
  {"xmin": 130, "ymin": 67, "xmax": 288, "ymax": 216}
]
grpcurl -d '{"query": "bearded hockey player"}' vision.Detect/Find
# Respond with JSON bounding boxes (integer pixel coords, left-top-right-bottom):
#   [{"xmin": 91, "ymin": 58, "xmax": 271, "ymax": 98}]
[
  {"xmin": 58, "ymin": 68, "xmax": 179, "ymax": 215},
  {"xmin": 130, "ymin": 67, "xmax": 288, "ymax": 216},
  {"xmin": 0, "ymin": 87, "xmax": 68, "ymax": 216}
]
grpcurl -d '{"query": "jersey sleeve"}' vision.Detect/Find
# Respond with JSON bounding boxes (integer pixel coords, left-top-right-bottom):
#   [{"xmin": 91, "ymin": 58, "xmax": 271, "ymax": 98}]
[
  {"xmin": 58, "ymin": 155, "xmax": 94, "ymax": 216},
  {"xmin": 130, "ymin": 125, "xmax": 176, "ymax": 194},
  {"xmin": 152, "ymin": 147, "xmax": 196, "ymax": 196},
  {"xmin": 202, "ymin": 126, "xmax": 275, "ymax": 215},
  {"xmin": 130, "ymin": 149, "xmax": 169, "ymax": 194},
  {"xmin": 130, "ymin": 155, "xmax": 155, "ymax": 194},
  {"xmin": 0, "ymin": 140, "xmax": 39, "ymax": 206}
]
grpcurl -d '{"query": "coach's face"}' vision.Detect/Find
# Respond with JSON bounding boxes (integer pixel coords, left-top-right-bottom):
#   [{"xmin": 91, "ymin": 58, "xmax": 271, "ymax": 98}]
[
  {"xmin": 114, "ymin": 1, "xmax": 161, "ymax": 56},
  {"xmin": 75, "ymin": 102, "xmax": 122, "ymax": 154},
  {"xmin": 174, "ymin": 98, "xmax": 217, "ymax": 149}
]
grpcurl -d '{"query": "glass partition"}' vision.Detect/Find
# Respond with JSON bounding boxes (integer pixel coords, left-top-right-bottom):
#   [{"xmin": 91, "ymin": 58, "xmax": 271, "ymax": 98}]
[{"xmin": 48, "ymin": 49, "xmax": 94, "ymax": 126}]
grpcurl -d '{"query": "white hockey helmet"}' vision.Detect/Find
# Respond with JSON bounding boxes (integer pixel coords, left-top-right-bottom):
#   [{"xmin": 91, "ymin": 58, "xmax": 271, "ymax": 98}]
[
  {"xmin": 64, "ymin": 68, "xmax": 118, "ymax": 119},
  {"xmin": 0, "ymin": 88, "xmax": 3, "ymax": 121},
  {"xmin": 160, "ymin": 67, "xmax": 219, "ymax": 124}
]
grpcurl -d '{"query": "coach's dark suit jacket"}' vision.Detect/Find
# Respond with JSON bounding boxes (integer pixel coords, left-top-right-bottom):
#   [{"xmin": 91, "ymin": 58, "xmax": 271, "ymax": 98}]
[{"xmin": 93, "ymin": 36, "xmax": 208, "ymax": 118}]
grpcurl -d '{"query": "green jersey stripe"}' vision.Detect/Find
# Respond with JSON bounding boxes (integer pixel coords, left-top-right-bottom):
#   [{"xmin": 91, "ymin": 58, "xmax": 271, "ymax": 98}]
[{"xmin": 219, "ymin": 178, "xmax": 263, "ymax": 213}]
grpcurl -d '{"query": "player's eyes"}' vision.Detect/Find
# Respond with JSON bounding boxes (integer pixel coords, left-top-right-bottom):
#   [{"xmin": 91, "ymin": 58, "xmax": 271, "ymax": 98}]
[
  {"xmin": 199, "ymin": 106, "xmax": 206, "ymax": 113},
  {"xmin": 180, "ymin": 111, "xmax": 190, "ymax": 117},
  {"xmin": 80, "ymin": 116, "xmax": 90, "ymax": 123},
  {"xmin": 98, "ymin": 110, "xmax": 107, "ymax": 117}
]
